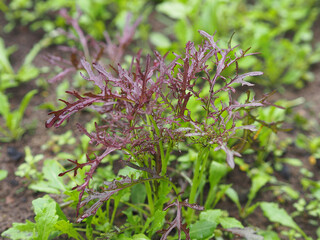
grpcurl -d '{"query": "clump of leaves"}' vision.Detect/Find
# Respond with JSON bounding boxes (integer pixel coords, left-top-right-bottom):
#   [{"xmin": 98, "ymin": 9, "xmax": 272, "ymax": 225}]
[
  {"xmin": 0, "ymin": 89, "xmax": 38, "ymax": 142},
  {"xmin": 45, "ymin": 9, "xmax": 141, "ymax": 84},
  {"xmin": 1, "ymin": 195, "xmax": 83, "ymax": 240},
  {"xmin": 155, "ymin": 0, "xmax": 320, "ymax": 89},
  {"xmin": 46, "ymin": 17, "xmax": 271, "ymax": 238}
]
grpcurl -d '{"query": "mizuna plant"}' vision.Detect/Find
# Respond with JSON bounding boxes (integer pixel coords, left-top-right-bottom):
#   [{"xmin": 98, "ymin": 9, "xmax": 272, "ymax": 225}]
[{"xmin": 46, "ymin": 15, "xmax": 271, "ymax": 238}]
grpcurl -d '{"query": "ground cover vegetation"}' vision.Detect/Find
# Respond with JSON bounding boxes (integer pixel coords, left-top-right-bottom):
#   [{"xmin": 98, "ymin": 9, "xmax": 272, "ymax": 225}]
[{"xmin": 1, "ymin": 0, "xmax": 320, "ymax": 239}]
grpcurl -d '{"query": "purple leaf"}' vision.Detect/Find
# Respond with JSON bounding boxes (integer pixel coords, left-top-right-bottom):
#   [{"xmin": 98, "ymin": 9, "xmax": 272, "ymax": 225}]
[
  {"xmin": 225, "ymin": 227, "xmax": 264, "ymax": 240},
  {"xmin": 233, "ymin": 71, "xmax": 263, "ymax": 86}
]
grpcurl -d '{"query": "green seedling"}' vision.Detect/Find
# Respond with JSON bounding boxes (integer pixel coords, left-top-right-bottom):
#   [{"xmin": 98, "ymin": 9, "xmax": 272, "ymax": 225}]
[
  {"xmin": 297, "ymin": 178, "xmax": 320, "ymax": 219},
  {"xmin": 1, "ymin": 195, "xmax": 84, "ymax": 240},
  {"xmin": 204, "ymin": 160, "xmax": 230, "ymax": 209},
  {"xmin": 188, "ymin": 209, "xmax": 264, "ymax": 239},
  {"xmin": 0, "ymin": 37, "xmax": 17, "ymax": 90},
  {"xmin": 41, "ymin": 130, "xmax": 77, "ymax": 154},
  {"xmin": 28, "ymin": 159, "xmax": 70, "ymax": 194},
  {"xmin": 0, "ymin": 89, "xmax": 38, "ymax": 142},
  {"xmin": 15, "ymin": 146, "xmax": 80, "ymax": 195},
  {"xmin": 260, "ymin": 202, "xmax": 310, "ymax": 240},
  {"xmin": 0, "ymin": 37, "xmax": 51, "ymax": 92},
  {"xmin": 235, "ymin": 97, "xmax": 304, "ymax": 166},
  {"xmin": 15, "ymin": 146, "xmax": 43, "ymax": 180},
  {"xmin": 1, "ymin": 0, "xmax": 151, "ymax": 45},
  {"xmin": 296, "ymin": 134, "xmax": 320, "ymax": 162},
  {"xmin": 226, "ymin": 169, "xmax": 271, "ymax": 219},
  {"xmin": 156, "ymin": 0, "xmax": 320, "ymax": 89}
]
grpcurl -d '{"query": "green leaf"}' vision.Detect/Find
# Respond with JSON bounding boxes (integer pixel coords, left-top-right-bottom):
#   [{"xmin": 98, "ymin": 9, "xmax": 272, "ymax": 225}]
[
  {"xmin": 258, "ymin": 230, "xmax": 281, "ymax": 240},
  {"xmin": 150, "ymin": 32, "xmax": 171, "ymax": 48},
  {"xmin": 147, "ymin": 209, "xmax": 166, "ymax": 235},
  {"xmin": 55, "ymin": 220, "xmax": 83, "ymax": 240},
  {"xmin": 156, "ymin": 2, "xmax": 191, "ymax": 19},
  {"xmin": 131, "ymin": 183, "xmax": 147, "ymax": 204},
  {"xmin": 0, "ymin": 89, "xmax": 37, "ymax": 141},
  {"xmin": 260, "ymin": 202, "xmax": 299, "ymax": 230},
  {"xmin": 1, "ymin": 221, "xmax": 36, "ymax": 240},
  {"xmin": 1, "ymin": 195, "xmax": 68, "ymax": 239},
  {"xmin": 0, "ymin": 37, "xmax": 14, "ymax": 74},
  {"xmin": 245, "ymin": 202, "xmax": 261, "ymax": 217},
  {"xmin": 220, "ymin": 217, "xmax": 243, "ymax": 229},
  {"xmin": 317, "ymin": 226, "xmax": 320, "ymax": 238},
  {"xmin": 0, "ymin": 169, "xmax": 8, "ymax": 181},
  {"xmin": 132, "ymin": 234, "xmax": 150, "ymax": 240},
  {"xmin": 295, "ymin": 133, "xmax": 309, "ymax": 149},
  {"xmin": 118, "ymin": 235, "xmax": 133, "ymax": 240},
  {"xmin": 212, "ymin": 184, "xmax": 232, "ymax": 207},
  {"xmin": 64, "ymin": 190, "xmax": 80, "ymax": 208},
  {"xmin": 199, "ymin": 209, "xmax": 223, "ymax": 224},
  {"xmin": 281, "ymin": 186, "xmax": 299, "ymax": 200},
  {"xmin": 21, "ymin": 37, "xmax": 51, "ymax": 68},
  {"xmin": 209, "ymin": 161, "xmax": 229, "ymax": 188},
  {"xmin": 282, "ymin": 158, "xmax": 303, "ymax": 167},
  {"xmin": 34, "ymin": 201, "xmax": 59, "ymax": 240},
  {"xmin": 189, "ymin": 220, "xmax": 216, "ymax": 239},
  {"xmin": 225, "ymin": 227, "xmax": 263, "ymax": 240},
  {"xmin": 247, "ymin": 173, "xmax": 270, "ymax": 204},
  {"xmin": 85, "ymin": 216, "xmax": 93, "ymax": 240},
  {"xmin": 17, "ymin": 65, "xmax": 39, "ymax": 82},
  {"xmin": 225, "ymin": 187, "xmax": 241, "ymax": 212},
  {"xmin": 29, "ymin": 160, "xmax": 67, "ymax": 194},
  {"xmin": 0, "ymin": 91, "xmax": 10, "ymax": 119},
  {"xmin": 15, "ymin": 146, "xmax": 43, "ymax": 179},
  {"xmin": 30, "ymin": 195, "xmax": 65, "ymax": 240},
  {"xmin": 16, "ymin": 89, "xmax": 38, "ymax": 125}
]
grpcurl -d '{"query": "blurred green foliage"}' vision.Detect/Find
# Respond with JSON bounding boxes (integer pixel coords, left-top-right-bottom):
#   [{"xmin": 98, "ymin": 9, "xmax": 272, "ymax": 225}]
[
  {"xmin": 0, "ymin": 89, "xmax": 37, "ymax": 142},
  {"xmin": 1, "ymin": 0, "xmax": 153, "ymax": 40},
  {"xmin": 155, "ymin": 0, "xmax": 320, "ymax": 89},
  {"xmin": 2, "ymin": 0, "xmax": 319, "ymax": 89}
]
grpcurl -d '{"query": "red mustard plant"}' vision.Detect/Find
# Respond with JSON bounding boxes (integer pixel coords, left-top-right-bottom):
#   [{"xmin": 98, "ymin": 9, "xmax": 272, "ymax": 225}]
[{"xmin": 46, "ymin": 12, "xmax": 271, "ymax": 238}]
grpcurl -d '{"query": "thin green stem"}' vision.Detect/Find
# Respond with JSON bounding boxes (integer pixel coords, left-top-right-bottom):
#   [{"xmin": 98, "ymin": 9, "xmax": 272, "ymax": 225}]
[
  {"xmin": 186, "ymin": 146, "xmax": 210, "ymax": 223},
  {"xmin": 163, "ymin": 140, "xmax": 173, "ymax": 176},
  {"xmin": 110, "ymin": 196, "xmax": 121, "ymax": 226},
  {"xmin": 106, "ymin": 199, "xmax": 110, "ymax": 222},
  {"xmin": 120, "ymin": 200, "xmax": 149, "ymax": 216},
  {"xmin": 144, "ymin": 171, "xmax": 155, "ymax": 215}
]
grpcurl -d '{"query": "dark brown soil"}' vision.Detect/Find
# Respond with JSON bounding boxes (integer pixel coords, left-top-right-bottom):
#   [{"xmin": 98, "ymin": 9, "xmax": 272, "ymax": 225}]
[{"xmin": 1, "ymin": 10, "xmax": 320, "ymax": 240}]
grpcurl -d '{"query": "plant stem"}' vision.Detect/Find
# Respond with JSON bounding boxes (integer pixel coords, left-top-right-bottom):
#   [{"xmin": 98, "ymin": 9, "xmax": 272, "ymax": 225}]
[
  {"xmin": 110, "ymin": 196, "xmax": 120, "ymax": 226},
  {"xmin": 144, "ymin": 171, "xmax": 155, "ymax": 215},
  {"xmin": 186, "ymin": 146, "xmax": 210, "ymax": 223}
]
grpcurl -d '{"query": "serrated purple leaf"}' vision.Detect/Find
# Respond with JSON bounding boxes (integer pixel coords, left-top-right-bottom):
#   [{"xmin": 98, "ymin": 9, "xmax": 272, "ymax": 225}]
[
  {"xmin": 233, "ymin": 71, "xmax": 263, "ymax": 86},
  {"xmin": 225, "ymin": 227, "xmax": 264, "ymax": 240}
]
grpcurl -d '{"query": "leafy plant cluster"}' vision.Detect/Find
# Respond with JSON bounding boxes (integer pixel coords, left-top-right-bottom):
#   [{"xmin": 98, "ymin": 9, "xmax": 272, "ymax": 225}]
[
  {"xmin": 0, "ymin": 34, "xmax": 51, "ymax": 141},
  {"xmin": 0, "ymin": 0, "xmax": 154, "ymax": 142},
  {"xmin": 155, "ymin": 0, "xmax": 320, "ymax": 89},
  {"xmin": 50, "ymin": 22, "xmax": 272, "ymax": 237},
  {"xmin": 3, "ymin": 0, "xmax": 320, "ymax": 89},
  {"xmin": 2, "ymin": 9, "xmax": 276, "ymax": 238},
  {"xmin": 1, "ymin": 1, "xmax": 319, "ymax": 240},
  {"xmin": 0, "ymin": 0, "xmax": 153, "ymax": 41}
]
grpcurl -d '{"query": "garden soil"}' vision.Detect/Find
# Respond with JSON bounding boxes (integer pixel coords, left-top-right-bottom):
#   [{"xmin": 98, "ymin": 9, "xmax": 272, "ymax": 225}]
[{"xmin": 1, "ymin": 12, "xmax": 320, "ymax": 240}]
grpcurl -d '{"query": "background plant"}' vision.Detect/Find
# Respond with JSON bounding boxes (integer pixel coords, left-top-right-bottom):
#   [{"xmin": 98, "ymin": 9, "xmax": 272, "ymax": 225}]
[
  {"xmin": 0, "ymin": 89, "xmax": 37, "ymax": 142},
  {"xmin": 0, "ymin": 0, "xmax": 153, "ymax": 45},
  {"xmin": 155, "ymin": 0, "xmax": 320, "ymax": 89}
]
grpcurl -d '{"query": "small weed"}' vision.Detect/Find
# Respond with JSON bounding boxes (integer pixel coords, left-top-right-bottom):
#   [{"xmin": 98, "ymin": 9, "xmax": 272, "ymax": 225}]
[{"xmin": 0, "ymin": 89, "xmax": 38, "ymax": 142}]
